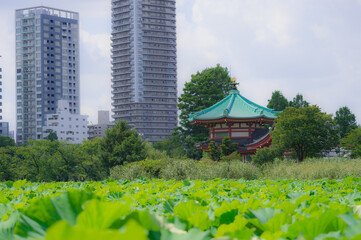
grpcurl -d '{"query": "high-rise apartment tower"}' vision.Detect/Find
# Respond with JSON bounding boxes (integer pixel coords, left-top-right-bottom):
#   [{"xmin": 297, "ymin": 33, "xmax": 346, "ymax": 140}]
[
  {"xmin": 15, "ymin": 7, "xmax": 80, "ymax": 144},
  {"xmin": 111, "ymin": 0, "xmax": 178, "ymax": 142},
  {"xmin": 0, "ymin": 56, "xmax": 10, "ymax": 137},
  {"xmin": 0, "ymin": 56, "xmax": 3, "ymax": 122}
]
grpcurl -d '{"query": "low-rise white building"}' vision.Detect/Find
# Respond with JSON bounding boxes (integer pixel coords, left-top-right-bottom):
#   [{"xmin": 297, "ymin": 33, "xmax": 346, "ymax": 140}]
[
  {"xmin": 88, "ymin": 110, "xmax": 113, "ymax": 139},
  {"xmin": 43, "ymin": 100, "xmax": 88, "ymax": 143}
]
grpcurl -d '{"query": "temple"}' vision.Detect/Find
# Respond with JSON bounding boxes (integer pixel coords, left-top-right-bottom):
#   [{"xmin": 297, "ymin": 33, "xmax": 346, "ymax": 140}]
[{"xmin": 189, "ymin": 79, "xmax": 280, "ymax": 161}]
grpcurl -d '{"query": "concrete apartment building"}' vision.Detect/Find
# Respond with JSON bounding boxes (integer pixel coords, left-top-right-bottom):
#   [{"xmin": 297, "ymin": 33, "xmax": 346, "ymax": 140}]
[
  {"xmin": 43, "ymin": 100, "xmax": 88, "ymax": 143},
  {"xmin": 88, "ymin": 110, "xmax": 114, "ymax": 140},
  {"xmin": 15, "ymin": 7, "xmax": 81, "ymax": 144},
  {"xmin": 111, "ymin": 0, "xmax": 178, "ymax": 142},
  {"xmin": 0, "ymin": 56, "xmax": 10, "ymax": 137}
]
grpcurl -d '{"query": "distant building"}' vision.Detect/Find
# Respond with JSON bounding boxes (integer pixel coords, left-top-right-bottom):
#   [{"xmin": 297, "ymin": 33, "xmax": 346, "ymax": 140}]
[
  {"xmin": 111, "ymin": 0, "xmax": 178, "ymax": 142},
  {"xmin": 88, "ymin": 110, "xmax": 114, "ymax": 140},
  {"xmin": 0, "ymin": 122, "xmax": 9, "ymax": 137},
  {"xmin": 15, "ymin": 7, "xmax": 80, "ymax": 144},
  {"xmin": 0, "ymin": 56, "xmax": 10, "ymax": 137},
  {"xmin": 9, "ymin": 130, "xmax": 15, "ymax": 140},
  {"xmin": 43, "ymin": 100, "xmax": 88, "ymax": 143}
]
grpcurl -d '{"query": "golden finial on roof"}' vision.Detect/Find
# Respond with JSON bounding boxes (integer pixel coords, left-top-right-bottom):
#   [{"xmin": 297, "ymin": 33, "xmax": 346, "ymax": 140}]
[{"xmin": 230, "ymin": 77, "xmax": 239, "ymax": 92}]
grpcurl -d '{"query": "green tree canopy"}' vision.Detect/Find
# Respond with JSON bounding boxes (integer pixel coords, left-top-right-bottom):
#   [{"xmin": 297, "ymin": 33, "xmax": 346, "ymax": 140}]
[
  {"xmin": 153, "ymin": 132, "xmax": 185, "ymax": 158},
  {"xmin": 0, "ymin": 136, "xmax": 15, "ymax": 148},
  {"xmin": 271, "ymin": 106, "xmax": 339, "ymax": 162},
  {"xmin": 220, "ymin": 137, "xmax": 238, "ymax": 157},
  {"xmin": 289, "ymin": 93, "xmax": 309, "ymax": 109},
  {"xmin": 335, "ymin": 106, "xmax": 357, "ymax": 138},
  {"xmin": 100, "ymin": 120, "xmax": 146, "ymax": 173},
  {"xmin": 47, "ymin": 130, "xmax": 58, "ymax": 141},
  {"xmin": 267, "ymin": 90, "xmax": 289, "ymax": 111},
  {"xmin": 177, "ymin": 64, "xmax": 232, "ymax": 159},
  {"xmin": 341, "ymin": 127, "xmax": 361, "ymax": 158}
]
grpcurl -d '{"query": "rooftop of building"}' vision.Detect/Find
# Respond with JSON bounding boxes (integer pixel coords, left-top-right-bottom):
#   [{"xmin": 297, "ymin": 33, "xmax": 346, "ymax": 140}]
[
  {"xmin": 16, "ymin": 6, "xmax": 78, "ymax": 20},
  {"xmin": 189, "ymin": 79, "xmax": 280, "ymax": 123}
]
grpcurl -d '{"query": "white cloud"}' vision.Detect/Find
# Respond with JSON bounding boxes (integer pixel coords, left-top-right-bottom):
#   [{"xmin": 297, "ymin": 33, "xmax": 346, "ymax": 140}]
[
  {"xmin": 176, "ymin": 0, "xmax": 361, "ymax": 123},
  {"xmin": 1, "ymin": 0, "xmax": 361, "ymax": 132},
  {"xmin": 80, "ymin": 29, "xmax": 110, "ymax": 60}
]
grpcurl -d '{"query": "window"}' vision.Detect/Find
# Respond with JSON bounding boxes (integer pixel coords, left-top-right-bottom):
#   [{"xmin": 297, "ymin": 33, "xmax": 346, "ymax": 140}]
[{"xmin": 215, "ymin": 132, "xmax": 229, "ymax": 138}]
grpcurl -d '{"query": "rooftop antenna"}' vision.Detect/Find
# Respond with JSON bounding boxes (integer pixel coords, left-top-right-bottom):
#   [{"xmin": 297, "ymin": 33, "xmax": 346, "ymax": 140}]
[{"xmin": 229, "ymin": 65, "xmax": 232, "ymax": 78}]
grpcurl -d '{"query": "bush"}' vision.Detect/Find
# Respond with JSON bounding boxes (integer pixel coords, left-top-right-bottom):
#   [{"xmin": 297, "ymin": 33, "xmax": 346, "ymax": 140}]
[
  {"xmin": 261, "ymin": 158, "xmax": 361, "ymax": 179},
  {"xmin": 108, "ymin": 156, "xmax": 361, "ymax": 181},
  {"xmin": 144, "ymin": 141, "xmax": 168, "ymax": 160},
  {"xmin": 160, "ymin": 159, "xmax": 198, "ymax": 180},
  {"xmin": 220, "ymin": 151, "xmax": 240, "ymax": 162},
  {"xmin": 252, "ymin": 147, "xmax": 283, "ymax": 165},
  {"xmin": 110, "ymin": 158, "xmax": 170, "ymax": 180},
  {"xmin": 160, "ymin": 159, "xmax": 259, "ymax": 180}
]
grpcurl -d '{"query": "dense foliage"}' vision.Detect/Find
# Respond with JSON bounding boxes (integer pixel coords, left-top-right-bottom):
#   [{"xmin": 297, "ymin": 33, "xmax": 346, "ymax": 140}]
[
  {"xmin": 335, "ymin": 106, "xmax": 358, "ymax": 139},
  {"xmin": 0, "ymin": 177, "xmax": 361, "ymax": 239},
  {"xmin": 288, "ymin": 93, "xmax": 310, "ymax": 109},
  {"xmin": 272, "ymin": 106, "xmax": 339, "ymax": 162},
  {"xmin": 110, "ymin": 157, "xmax": 361, "ymax": 180},
  {"xmin": 0, "ymin": 136, "xmax": 15, "ymax": 148},
  {"xmin": 0, "ymin": 139, "xmax": 105, "ymax": 182},
  {"xmin": 252, "ymin": 147, "xmax": 283, "ymax": 165},
  {"xmin": 342, "ymin": 127, "xmax": 361, "ymax": 158},
  {"xmin": 267, "ymin": 90, "xmax": 288, "ymax": 111},
  {"xmin": 100, "ymin": 120, "xmax": 146, "ymax": 173}
]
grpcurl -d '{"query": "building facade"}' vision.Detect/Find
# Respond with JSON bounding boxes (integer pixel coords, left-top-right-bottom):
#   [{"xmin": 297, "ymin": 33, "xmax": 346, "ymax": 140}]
[
  {"xmin": 15, "ymin": 7, "xmax": 80, "ymax": 144},
  {"xmin": 43, "ymin": 100, "xmax": 88, "ymax": 143},
  {"xmin": 111, "ymin": 0, "xmax": 178, "ymax": 142},
  {"xmin": 88, "ymin": 110, "xmax": 114, "ymax": 139},
  {"xmin": 0, "ymin": 56, "xmax": 10, "ymax": 137}
]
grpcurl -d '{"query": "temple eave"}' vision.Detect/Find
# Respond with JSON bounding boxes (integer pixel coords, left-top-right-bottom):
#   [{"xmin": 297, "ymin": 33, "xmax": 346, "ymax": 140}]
[{"xmin": 191, "ymin": 117, "xmax": 275, "ymax": 125}]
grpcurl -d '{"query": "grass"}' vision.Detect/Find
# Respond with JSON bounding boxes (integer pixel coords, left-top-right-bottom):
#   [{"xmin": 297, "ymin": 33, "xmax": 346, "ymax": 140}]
[{"xmin": 110, "ymin": 157, "xmax": 361, "ymax": 180}]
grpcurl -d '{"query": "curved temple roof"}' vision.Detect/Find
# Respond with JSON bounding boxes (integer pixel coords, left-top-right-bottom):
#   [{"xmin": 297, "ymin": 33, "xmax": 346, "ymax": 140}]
[{"xmin": 189, "ymin": 89, "xmax": 280, "ymax": 122}]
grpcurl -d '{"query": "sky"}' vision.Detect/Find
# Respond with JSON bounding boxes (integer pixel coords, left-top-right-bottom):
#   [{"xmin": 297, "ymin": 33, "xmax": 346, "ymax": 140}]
[{"xmin": 0, "ymin": 0, "xmax": 360, "ymax": 132}]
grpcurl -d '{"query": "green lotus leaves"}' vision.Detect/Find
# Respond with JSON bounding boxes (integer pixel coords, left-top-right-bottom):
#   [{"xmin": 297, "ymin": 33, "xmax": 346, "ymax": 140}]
[{"xmin": 0, "ymin": 178, "xmax": 359, "ymax": 239}]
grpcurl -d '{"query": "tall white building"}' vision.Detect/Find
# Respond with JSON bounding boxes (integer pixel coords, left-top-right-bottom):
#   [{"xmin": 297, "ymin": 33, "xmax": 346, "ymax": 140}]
[
  {"xmin": 43, "ymin": 100, "xmax": 88, "ymax": 143},
  {"xmin": 15, "ymin": 7, "xmax": 80, "ymax": 144},
  {"xmin": 111, "ymin": 0, "xmax": 178, "ymax": 142},
  {"xmin": 0, "ymin": 55, "xmax": 10, "ymax": 137}
]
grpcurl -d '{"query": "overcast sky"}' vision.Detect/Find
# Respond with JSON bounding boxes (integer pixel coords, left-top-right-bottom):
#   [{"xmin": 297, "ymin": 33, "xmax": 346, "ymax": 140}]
[{"xmin": 1, "ymin": 0, "xmax": 360, "ymax": 131}]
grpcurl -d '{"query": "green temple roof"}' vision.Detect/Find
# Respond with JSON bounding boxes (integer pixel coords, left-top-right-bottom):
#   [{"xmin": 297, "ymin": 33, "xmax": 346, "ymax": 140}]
[{"xmin": 189, "ymin": 89, "xmax": 280, "ymax": 122}]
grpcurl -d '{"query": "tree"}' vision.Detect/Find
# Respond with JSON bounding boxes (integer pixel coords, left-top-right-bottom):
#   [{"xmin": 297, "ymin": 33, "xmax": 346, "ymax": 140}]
[
  {"xmin": 252, "ymin": 147, "xmax": 283, "ymax": 165},
  {"xmin": 341, "ymin": 127, "xmax": 361, "ymax": 158},
  {"xmin": 289, "ymin": 93, "xmax": 309, "ymax": 109},
  {"xmin": 177, "ymin": 64, "xmax": 232, "ymax": 159},
  {"xmin": 47, "ymin": 130, "xmax": 58, "ymax": 141},
  {"xmin": 207, "ymin": 141, "xmax": 220, "ymax": 161},
  {"xmin": 0, "ymin": 136, "xmax": 15, "ymax": 148},
  {"xmin": 153, "ymin": 131, "xmax": 185, "ymax": 158},
  {"xmin": 0, "ymin": 146, "xmax": 18, "ymax": 180},
  {"xmin": 206, "ymin": 137, "xmax": 238, "ymax": 161},
  {"xmin": 220, "ymin": 137, "xmax": 238, "ymax": 157},
  {"xmin": 100, "ymin": 120, "xmax": 146, "ymax": 174},
  {"xmin": 79, "ymin": 138, "xmax": 105, "ymax": 180},
  {"xmin": 335, "ymin": 106, "xmax": 357, "ymax": 138},
  {"xmin": 267, "ymin": 90, "xmax": 289, "ymax": 111},
  {"xmin": 272, "ymin": 106, "xmax": 339, "ymax": 162}
]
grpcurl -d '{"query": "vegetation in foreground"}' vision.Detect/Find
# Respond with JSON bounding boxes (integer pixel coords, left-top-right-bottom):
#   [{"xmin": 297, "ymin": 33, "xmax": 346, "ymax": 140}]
[{"xmin": 0, "ymin": 177, "xmax": 361, "ymax": 239}]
